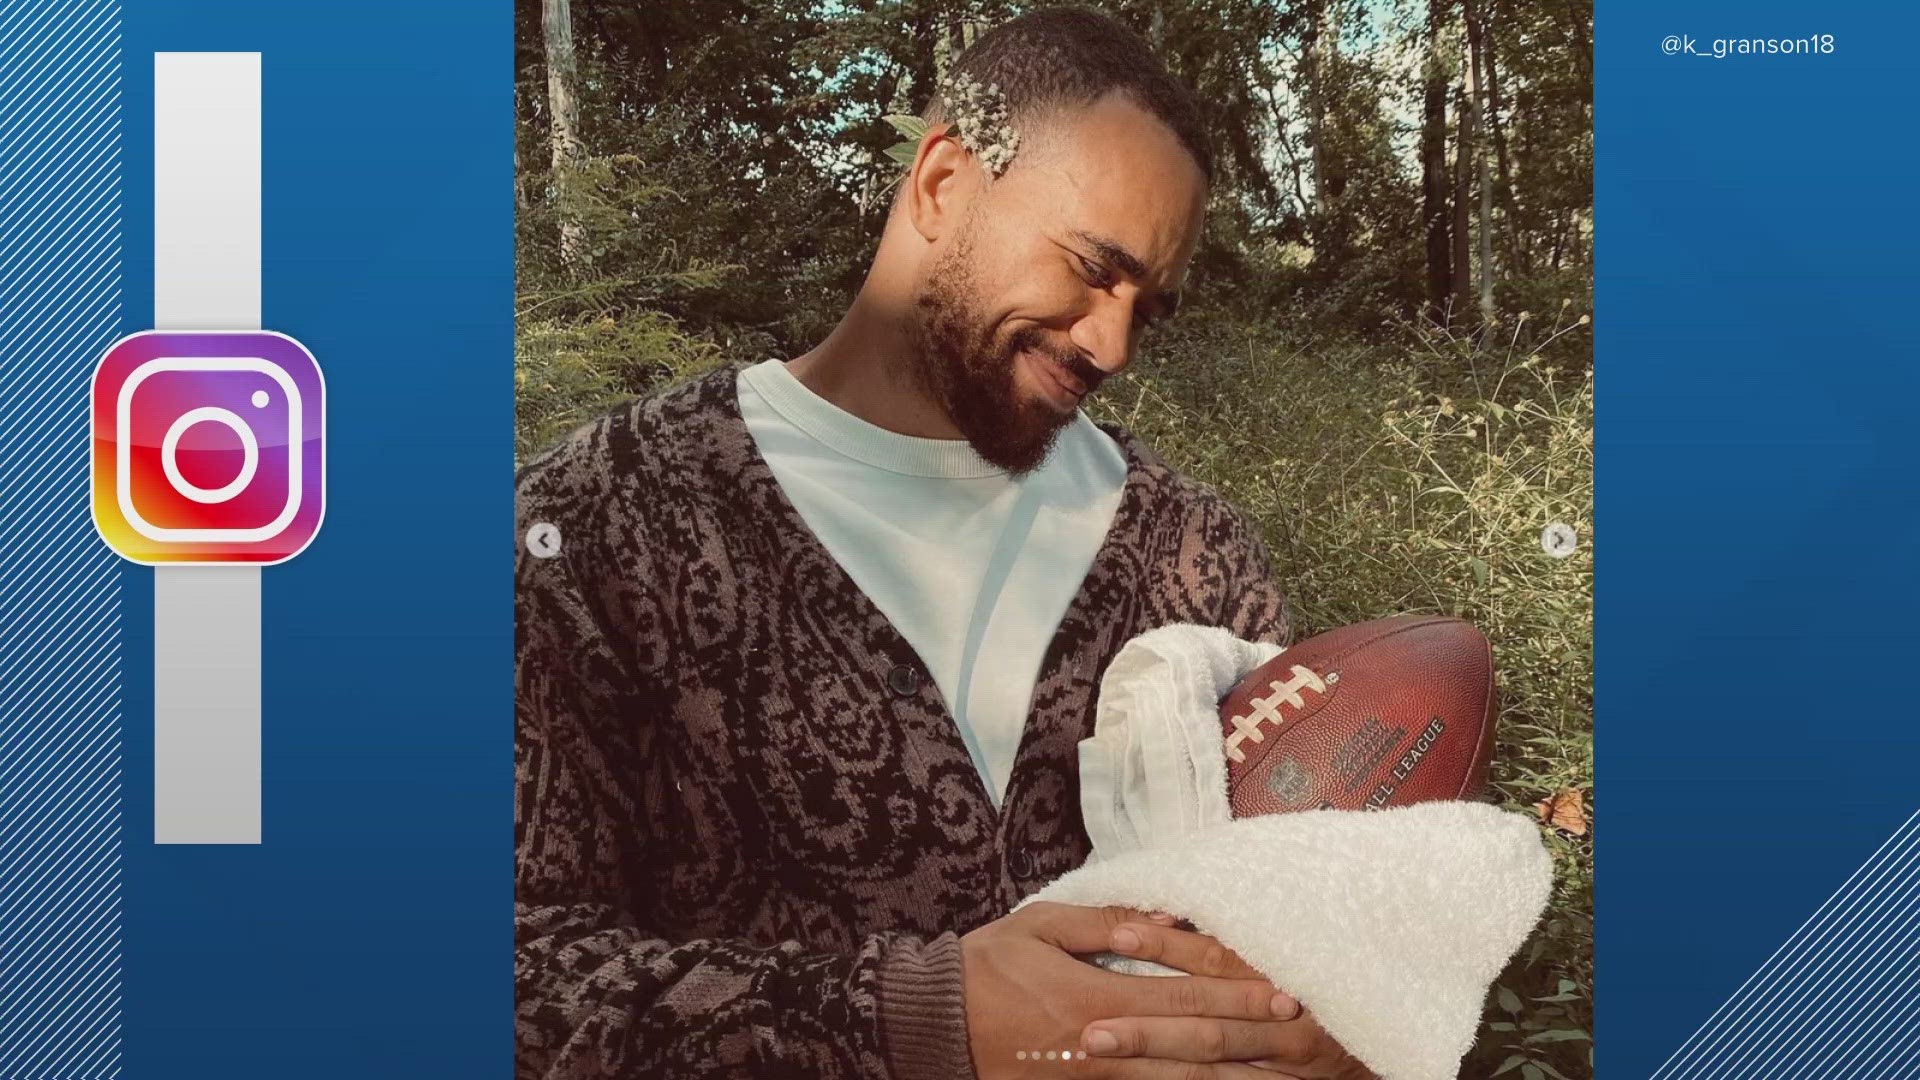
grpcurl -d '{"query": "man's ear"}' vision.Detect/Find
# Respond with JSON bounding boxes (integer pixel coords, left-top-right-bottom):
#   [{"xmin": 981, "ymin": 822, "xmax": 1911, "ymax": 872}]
[{"xmin": 904, "ymin": 123, "xmax": 974, "ymax": 243}]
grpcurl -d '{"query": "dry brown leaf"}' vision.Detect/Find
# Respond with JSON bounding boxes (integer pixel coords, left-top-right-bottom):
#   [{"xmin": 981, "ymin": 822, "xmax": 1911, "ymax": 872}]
[{"xmin": 1535, "ymin": 788, "xmax": 1588, "ymax": 836}]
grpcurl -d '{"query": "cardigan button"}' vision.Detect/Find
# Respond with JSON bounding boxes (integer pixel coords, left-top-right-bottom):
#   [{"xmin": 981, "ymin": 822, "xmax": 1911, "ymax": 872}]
[
  {"xmin": 887, "ymin": 664, "xmax": 919, "ymax": 697},
  {"xmin": 1008, "ymin": 849, "xmax": 1034, "ymax": 879}
]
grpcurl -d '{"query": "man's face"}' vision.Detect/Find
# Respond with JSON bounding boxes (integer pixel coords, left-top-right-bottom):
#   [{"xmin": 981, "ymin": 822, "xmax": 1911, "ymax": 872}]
[{"xmin": 909, "ymin": 91, "xmax": 1209, "ymax": 474}]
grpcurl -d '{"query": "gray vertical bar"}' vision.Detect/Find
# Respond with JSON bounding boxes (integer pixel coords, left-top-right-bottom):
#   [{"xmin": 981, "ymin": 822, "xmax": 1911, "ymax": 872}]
[
  {"xmin": 153, "ymin": 568, "xmax": 261, "ymax": 843},
  {"xmin": 153, "ymin": 52, "xmax": 263, "ymax": 843},
  {"xmin": 154, "ymin": 52, "xmax": 259, "ymax": 328}
]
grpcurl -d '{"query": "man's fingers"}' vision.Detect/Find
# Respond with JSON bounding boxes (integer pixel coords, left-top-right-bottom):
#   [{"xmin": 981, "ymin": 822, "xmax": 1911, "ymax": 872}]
[
  {"xmin": 1028, "ymin": 902, "xmax": 1185, "ymax": 955},
  {"xmin": 1080, "ymin": 1016, "xmax": 1294, "ymax": 1064},
  {"xmin": 1107, "ymin": 922, "xmax": 1277, "ymax": 986},
  {"xmin": 1094, "ymin": 969, "xmax": 1286, "ymax": 1022},
  {"xmin": 1077, "ymin": 1008, "xmax": 1365, "ymax": 1079}
]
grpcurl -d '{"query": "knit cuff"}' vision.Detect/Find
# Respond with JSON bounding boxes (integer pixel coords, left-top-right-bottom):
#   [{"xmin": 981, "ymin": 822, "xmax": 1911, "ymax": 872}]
[{"xmin": 876, "ymin": 931, "xmax": 977, "ymax": 1080}]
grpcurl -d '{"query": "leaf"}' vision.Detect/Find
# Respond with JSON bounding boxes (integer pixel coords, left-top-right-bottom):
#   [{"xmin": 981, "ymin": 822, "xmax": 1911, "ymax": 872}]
[
  {"xmin": 1469, "ymin": 557, "xmax": 1490, "ymax": 587},
  {"xmin": 883, "ymin": 114, "xmax": 929, "ymax": 141},
  {"xmin": 1492, "ymin": 1054, "xmax": 1529, "ymax": 1076},
  {"xmin": 1525, "ymin": 1028, "xmax": 1591, "ymax": 1044},
  {"xmin": 1522, "ymin": 1065, "xmax": 1546, "ymax": 1080},
  {"xmin": 1534, "ymin": 788, "xmax": 1588, "ymax": 836},
  {"xmin": 1498, "ymin": 986, "xmax": 1523, "ymax": 1014},
  {"xmin": 1489, "ymin": 1021, "xmax": 1517, "ymax": 1032},
  {"xmin": 883, "ymin": 142, "xmax": 918, "ymax": 166}
]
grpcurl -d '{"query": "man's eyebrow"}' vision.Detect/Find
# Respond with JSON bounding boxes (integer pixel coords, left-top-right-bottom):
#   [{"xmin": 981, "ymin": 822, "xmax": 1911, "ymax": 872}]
[
  {"xmin": 1067, "ymin": 228, "xmax": 1183, "ymax": 314},
  {"xmin": 1068, "ymin": 229, "xmax": 1149, "ymax": 279}
]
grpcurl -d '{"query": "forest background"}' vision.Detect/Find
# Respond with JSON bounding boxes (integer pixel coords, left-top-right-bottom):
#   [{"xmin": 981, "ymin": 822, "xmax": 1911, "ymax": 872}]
[{"xmin": 514, "ymin": 1, "xmax": 1594, "ymax": 1076}]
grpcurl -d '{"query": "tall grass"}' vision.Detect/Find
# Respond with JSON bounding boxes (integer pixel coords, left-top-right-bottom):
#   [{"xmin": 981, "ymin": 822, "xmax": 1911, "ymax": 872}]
[{"xmin": 513, "ymin": 311, "xmax": 726, "ymax": 462}]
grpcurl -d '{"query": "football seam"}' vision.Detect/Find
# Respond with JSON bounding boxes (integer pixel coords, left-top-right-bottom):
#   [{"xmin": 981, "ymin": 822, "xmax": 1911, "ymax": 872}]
[
  {"xmin": 1449, "ymin": 629, "xmax": 1498, "ymax": 800},
  {"xmin": 1281, "ymin": 614, "xmax": 1468, "ymax": 670}
]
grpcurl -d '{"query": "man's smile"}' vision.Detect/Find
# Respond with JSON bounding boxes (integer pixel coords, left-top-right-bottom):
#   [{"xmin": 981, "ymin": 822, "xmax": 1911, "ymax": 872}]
[{"xmin": 1021, "ymin": 348, "xmax": 1088, "ymax": 414}]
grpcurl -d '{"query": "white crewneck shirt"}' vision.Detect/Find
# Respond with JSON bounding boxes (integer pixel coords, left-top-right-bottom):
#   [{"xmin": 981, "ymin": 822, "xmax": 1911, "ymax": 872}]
[{"xmin": 737, "ymin": 359, "xmax": 1128, "ymax": 810}]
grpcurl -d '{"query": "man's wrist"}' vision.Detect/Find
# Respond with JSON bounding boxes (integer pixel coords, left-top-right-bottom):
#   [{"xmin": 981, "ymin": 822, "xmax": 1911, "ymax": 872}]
[{"xmin": 876, "ymin": 931, "xmax": 977, "ymax": 1080}]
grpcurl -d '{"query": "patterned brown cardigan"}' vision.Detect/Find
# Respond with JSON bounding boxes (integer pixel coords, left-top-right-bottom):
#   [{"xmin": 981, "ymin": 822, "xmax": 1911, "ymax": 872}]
[{"xmin": 514, "ymin": 364, "xmax": 1292, "ymax": 1080}]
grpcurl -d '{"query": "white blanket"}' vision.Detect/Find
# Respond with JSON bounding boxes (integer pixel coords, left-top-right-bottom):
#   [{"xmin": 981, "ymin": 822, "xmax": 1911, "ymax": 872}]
[{"xmin": 1016, "ymin": 625, "xmax": 1554, "ymax": 1080}]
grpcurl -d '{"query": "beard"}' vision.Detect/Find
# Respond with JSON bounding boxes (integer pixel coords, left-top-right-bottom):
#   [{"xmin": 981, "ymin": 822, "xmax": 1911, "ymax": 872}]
[{"xmin": 907, "ymin": 229, "xmax": 1097, "ymax": 476}]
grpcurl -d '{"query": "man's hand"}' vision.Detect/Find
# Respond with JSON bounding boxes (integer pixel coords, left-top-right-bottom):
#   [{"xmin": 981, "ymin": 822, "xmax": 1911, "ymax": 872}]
[
  {"xmin": 959, "ymin": 902, "xmax": 1375, "ymax": 1080},
  {"xmin": 1074, "ymin": 917, "xmax": 1377, "ymax": 1080}
]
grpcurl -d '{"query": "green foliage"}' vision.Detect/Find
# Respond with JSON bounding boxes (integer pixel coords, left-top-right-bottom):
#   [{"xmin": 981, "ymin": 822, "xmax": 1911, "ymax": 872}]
[
  {"xmin": 519, "ymin": 0, "xmax": 1593, "ymax": 350},
  {"xmin": 514, "ymin": 312, "xmax": 726, "ymax": 463},
  {"xmin": 883, "ymin": 113, "xmax": 929, "ymax": 166}
]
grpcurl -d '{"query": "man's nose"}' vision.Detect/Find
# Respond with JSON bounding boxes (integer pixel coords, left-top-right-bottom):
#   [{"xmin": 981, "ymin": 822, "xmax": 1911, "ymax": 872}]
[{"xmin": 1071, "ymin": 297, "xmax": 1139, "ymax": 378}]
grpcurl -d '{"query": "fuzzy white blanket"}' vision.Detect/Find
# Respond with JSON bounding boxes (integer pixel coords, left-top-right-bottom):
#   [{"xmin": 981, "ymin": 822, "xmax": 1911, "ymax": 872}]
[{"xmin": 1017, "ymin": 625, "xmax": 1554, "ymax": 1080}]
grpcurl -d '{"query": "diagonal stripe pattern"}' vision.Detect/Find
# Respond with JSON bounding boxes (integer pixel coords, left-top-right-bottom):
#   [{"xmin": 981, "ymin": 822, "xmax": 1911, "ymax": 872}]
[
  {"xmin": 0, "ymin": 0, "xmax": 123, "ymax": 1075},
  {"xmin": 1651, "ymin": 808, "xmax": 1920, "ymax": 1080}
]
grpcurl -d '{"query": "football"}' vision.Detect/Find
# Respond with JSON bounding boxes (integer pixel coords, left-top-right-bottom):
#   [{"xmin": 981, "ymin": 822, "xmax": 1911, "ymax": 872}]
[{"xmin": 1221, "ymin": 614, "xmax": 1496, "ymax": 817}]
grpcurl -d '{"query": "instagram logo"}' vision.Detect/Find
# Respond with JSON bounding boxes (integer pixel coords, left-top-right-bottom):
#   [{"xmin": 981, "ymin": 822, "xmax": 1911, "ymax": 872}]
[{"xmin": 91, "ymin": 331, "xmax": 324, "ymax": 564}]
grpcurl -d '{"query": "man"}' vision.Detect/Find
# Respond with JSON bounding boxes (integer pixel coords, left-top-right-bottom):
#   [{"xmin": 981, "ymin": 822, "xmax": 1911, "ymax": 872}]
[{"xmin": 515, "ymin": 8, "xmax": 1372, "ymax": 1079}]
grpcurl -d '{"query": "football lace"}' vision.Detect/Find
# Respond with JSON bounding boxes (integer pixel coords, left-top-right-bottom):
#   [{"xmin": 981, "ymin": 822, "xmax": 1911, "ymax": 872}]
[{"xmin": 1224, "ymin": 665, "xmax": 1332, "ymax": 764}]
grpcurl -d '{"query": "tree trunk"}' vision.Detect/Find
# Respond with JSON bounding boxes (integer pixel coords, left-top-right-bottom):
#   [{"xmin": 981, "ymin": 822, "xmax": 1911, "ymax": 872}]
[
  {"xmin": 908, "ymin": 6, "xmax": 936, "ymax": 107},
  {"xmin": 542, "ymin": 0, "xmax": 586, "ymax": 273},
  {"xmin": 1303, "ymin": 0, "xmax": 1348, "ymax": 266},
  {"xmin": 1480, "ymin": 0, "xmax": 1524, "ymax": 273},
  {"xmin": 1322, "ymin": 0, "xmax": 1344, "ymax": 207},
  {"xmin": 1565, "ymin": 0, "xmax": 1593, "ymax": 82},
  {"xmin": 513, "ymin": 85, "xmax": 531, "ymax": 213},
  {"xmin": 1449, "ymin": 40, "xmax": 1473, "ymax": 317},
  {"xmin": 1263, "ymin": 84, "xmax": 1313, "ymax": 218},
  {"xmin": 1302, "ymin": 1, "xmax": 1327, "ymax": 216},
  {"xmin": 935, "ymin": 11, "xmax": 964, "ymax": 84},
  {"xmin": 1465, "ymin": 0, "xmax": 1495, "ymax": 324},
  {"xmin": 1420, "ymin": 0, "xmax": 1452, "ymax": 324}
]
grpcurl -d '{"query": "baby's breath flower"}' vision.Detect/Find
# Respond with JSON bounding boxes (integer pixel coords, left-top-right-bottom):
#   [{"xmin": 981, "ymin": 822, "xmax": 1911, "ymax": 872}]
[{"xmin": 944, "ymin": 73, "xmax": 1021, "ymax": 178}]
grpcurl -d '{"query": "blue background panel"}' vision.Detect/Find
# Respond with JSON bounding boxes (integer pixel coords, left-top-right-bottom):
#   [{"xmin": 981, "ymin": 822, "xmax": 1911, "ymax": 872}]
[
  {"xmin": 1600, "ymin": 4, "xmax": 1920, "ymax": 1075},
  {"xmin": 118, "ymin": 3, "xmax": 510, "ymax": 1076}
]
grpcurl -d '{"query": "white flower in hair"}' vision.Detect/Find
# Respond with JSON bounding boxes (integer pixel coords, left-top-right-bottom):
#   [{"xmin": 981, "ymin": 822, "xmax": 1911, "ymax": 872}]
[{"xmin": 944, "ymin": 72, "xmax": 1021, "ymax": 178}]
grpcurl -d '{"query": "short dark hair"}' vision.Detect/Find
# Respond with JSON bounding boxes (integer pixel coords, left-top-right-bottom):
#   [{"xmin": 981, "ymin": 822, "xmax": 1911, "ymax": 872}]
[{"xmin": 923, "ymin": 7, "xmax": 1214, "ymax": 184}]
